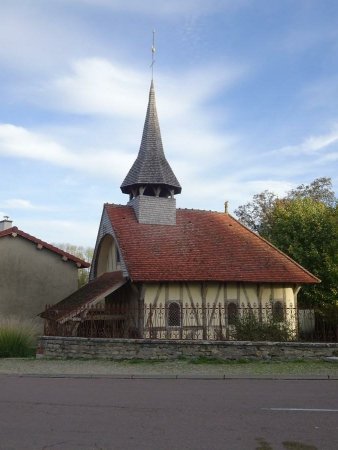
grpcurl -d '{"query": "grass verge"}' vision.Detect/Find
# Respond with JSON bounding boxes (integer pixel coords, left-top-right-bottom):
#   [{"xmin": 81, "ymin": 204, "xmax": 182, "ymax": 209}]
[{"xmin": 1, "ymin": 357, "xmax": 338, "ymax": 376}]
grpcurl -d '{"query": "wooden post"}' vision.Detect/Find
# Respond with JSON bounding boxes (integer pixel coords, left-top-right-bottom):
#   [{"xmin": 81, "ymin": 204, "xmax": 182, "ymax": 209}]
[
  {"xmin": 137, "ymin": 284, "xmax": 145, "ymax": 339},
  {"xmin": 201, "ymin": 282, "xmax": 208, "ymax": 340}
]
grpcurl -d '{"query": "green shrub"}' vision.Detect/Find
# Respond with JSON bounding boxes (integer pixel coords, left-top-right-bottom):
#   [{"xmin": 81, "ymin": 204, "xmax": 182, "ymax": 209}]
[
  {"xmin": 231, "ymin": 310, "xmax": 293, "ymax": 342},
  {"xmin": 313, "ymin": 305, "xmax": 338, "ymax": 342},
  {"xmin": 0, "ymin": 317, "xmax": 38, "ymax": 358}
]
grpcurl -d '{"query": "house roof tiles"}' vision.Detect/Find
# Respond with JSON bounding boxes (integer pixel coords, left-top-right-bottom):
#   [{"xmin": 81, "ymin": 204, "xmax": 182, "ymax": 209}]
[
  {"xmin": 0, "ymin": 226, "xmax": 90, "ymax": 268},
  {"xmin": 105, "ymin": 204, "xmax": 319, "ymax": 284}
]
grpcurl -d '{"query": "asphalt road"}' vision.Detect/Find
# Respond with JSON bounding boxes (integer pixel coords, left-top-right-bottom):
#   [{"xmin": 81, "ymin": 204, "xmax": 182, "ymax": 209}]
[{"xmin": 0, "ymin": 376, "xmax": 337, "ymax": 450}]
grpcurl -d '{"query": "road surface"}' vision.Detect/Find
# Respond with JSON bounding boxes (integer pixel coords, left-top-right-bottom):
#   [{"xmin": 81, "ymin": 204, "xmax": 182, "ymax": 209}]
[{"xmin": 0, "ymin": 376, "xmax": 337, "ymax": 449}]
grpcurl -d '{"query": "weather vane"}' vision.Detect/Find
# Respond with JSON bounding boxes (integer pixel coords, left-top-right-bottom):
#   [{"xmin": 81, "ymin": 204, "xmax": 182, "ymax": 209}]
[{"xmin": 150, "ymin": 29, "xmax": 156, "ymax": 80}]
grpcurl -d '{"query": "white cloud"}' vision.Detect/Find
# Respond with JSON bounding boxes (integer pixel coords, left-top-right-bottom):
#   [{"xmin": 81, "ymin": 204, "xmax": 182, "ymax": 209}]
[
  {"xmin": 19, "ymin": 218, "xmax": 98, "ymax": 247},
  {"xmin": 0, "ymin": 124, "xmax": 133, "ymax": 179},
  {"xmin": 0, "ymin": 124, "xmax": 71, "ymax": 162},
  {"xmin": 0, "ymin": 57, "xmax": 245, "ymax": 190},
  {"xmin": 0, "ymin": 198, "xmax": 57, "ymax": 212},
  {"xmin": 176, "ymin": 175, "xmax": 295, "ymax": 213},
  {"xmin": 2, "ymin": 199, "xmax": 34, "ymax": 210},
  {"xmin": 317, "ymin": 152, "xmax": 338, "ymax": 163},
  {"xmin": 34, "ymin": 58, "xmax": 245, "ymax": 121},
  {"xmin": 273, "ymin": 125, "xmax": 338, "ymax": 156},
  {"xmin": 44, "ymin": 59, "xmax": 148, "ymax": 118},
  {"xmin": 0, "ymin": 3, "xmax": 113, "ymax": 74},
  {"xmin": 165, "ymin": 121, "xmax": 238, "ymax": 160}
]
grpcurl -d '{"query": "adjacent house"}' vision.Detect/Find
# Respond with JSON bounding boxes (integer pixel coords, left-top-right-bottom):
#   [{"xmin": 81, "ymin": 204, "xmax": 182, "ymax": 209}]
[
  {"xmin": 41, "ymin": 81, "xmax": 319, "ymax": 339},
  {"xmin": 0, "ymin": 218, "xmax": 89, "ymax": 325}
]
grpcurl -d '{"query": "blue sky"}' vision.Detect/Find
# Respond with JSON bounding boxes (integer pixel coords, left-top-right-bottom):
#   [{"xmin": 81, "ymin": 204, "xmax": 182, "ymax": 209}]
[{"xmin": 0, "ymin": 0, "xmax": 337, "ymax": 246}]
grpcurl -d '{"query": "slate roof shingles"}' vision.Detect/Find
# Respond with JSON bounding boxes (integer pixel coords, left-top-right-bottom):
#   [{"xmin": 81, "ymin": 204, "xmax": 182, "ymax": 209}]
[{"xmin": 120, "ymin": 81, "xmax": 181, "ymax": 195}]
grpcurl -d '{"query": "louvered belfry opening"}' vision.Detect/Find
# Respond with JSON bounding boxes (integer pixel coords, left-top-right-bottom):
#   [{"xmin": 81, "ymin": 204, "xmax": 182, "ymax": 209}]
[{"xmin": 120, "ymin": 81, "xmax": 181, "ymax": 225}]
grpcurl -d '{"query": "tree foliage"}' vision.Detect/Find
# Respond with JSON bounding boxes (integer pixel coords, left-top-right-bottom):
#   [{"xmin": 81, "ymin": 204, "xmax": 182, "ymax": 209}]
[
  {"xmin": 268, "ymin": 198, "xmax": 338, "ymax": 306},
  {"xmin": 54, "ymin": 243, "xmax": 93, "ymax": 287},
  {"xmin": 235, "ymin": 177, "xmax": 336, "ymax": 234},
  {"xmin": 234, "ymin": 178, "xmax": 338, "ymax": 306},
  {"xmin": 234, "ymin": 190, "xmax": 277, "ymax": 234},
  {"xmin": 286, "ymin": 177, "xmax": 336, "ymax": 207}
]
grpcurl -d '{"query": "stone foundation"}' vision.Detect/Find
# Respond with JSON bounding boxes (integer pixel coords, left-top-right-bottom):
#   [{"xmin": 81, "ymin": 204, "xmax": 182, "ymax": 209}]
[{"xmin": 37, "ymin": 337, "xmax": 338, "ymax": 361}]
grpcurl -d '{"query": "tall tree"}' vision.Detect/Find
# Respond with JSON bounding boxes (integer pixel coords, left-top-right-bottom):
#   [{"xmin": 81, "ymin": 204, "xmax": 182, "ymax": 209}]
[
  {"xmin": 286, "ymin": 177, "xmax": 336, "ymax": 206},
  {"xmin": 234, "ymin": 190, "xmax": 277, "ymax": 234},
  {"xmin": 235, "ymin": 177, "xmax": 336, "ymax": 233},
  {"xmin": 234, "ymin": 178, "xmax": 338, "ymax": 306},
  {"xmin": 266, "ymin": 198, "xmax": 338, "ymax": 306}
]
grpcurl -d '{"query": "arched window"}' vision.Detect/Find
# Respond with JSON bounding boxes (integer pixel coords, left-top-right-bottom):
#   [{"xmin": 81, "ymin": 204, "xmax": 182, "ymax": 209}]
[
  {"xmin": 95, "ymin": 235, "xmax": 120, "ymax": 277},
  {"xmin": 168, "ymin": 302, "xmax": 181, "ymax": 327},
  {"xmin": 228, "ymin": 303, "xmax": 238, "ymax": 325},
  {"xmin": 272, "ymin": 301, "xmax": 284, "ymax": 322}
]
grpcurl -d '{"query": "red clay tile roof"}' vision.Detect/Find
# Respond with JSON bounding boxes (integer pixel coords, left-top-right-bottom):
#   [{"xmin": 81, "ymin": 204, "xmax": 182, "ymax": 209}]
[
  {"xmin": 0, "ymin": 226, "xmax": 90, "ymax": 268},
  {"xmin": 40, "ymin": 271, "xmax": 126, "ymax": 320},
  {"xmin": 106, "ymin": 204, "xmax": 320, "ymax": 284}
]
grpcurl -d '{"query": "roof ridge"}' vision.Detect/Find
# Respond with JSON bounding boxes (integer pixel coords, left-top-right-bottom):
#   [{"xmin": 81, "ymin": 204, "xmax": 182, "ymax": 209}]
[
  {"xmin": 177, "ymin": 207, "xmax": 226, "ymax": 214},
  {"xmin": 0, "ymin": 227, "xmax": 90, "ymax": 268},
  {"xmin": 105, "ymin": 203, "xmax": 130, "ymax": 208}
]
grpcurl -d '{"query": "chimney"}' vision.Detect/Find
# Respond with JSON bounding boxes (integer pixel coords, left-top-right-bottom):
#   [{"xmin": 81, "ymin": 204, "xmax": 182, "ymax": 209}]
[{"xmin": 0, "ymin": 216, "xmax": 13, "ymax": 231}]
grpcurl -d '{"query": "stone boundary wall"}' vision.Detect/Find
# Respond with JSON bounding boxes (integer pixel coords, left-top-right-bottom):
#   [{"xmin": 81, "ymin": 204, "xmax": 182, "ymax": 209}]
[{"xmin": 37, "ymin": 337, "xmax": 338, "ymax": 361}]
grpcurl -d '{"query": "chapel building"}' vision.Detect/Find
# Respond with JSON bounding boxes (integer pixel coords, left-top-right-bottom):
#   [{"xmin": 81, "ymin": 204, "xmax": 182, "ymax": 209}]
[{"xmin": 41, "ymin": 81, "xmax": 319, "ymax": 339}]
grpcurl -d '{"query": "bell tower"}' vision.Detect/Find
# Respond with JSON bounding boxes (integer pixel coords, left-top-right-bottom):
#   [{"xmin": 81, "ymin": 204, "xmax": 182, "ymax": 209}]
[{"xmin": 120, "ymin": 38, "xmax": 181, "ymax": 226}]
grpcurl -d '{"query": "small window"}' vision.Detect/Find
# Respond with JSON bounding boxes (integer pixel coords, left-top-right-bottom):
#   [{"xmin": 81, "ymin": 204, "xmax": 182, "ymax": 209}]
[
  {"xmin": 272, "ymin": 301, "xmax": 284, "ymax": 322},
  {"xmin": 168, "ymin": 302, "xmax": 181, "ymax": 327},
  {"xmin": 228, "ymin": 303, "xmax": 238, "ymax": 325}
]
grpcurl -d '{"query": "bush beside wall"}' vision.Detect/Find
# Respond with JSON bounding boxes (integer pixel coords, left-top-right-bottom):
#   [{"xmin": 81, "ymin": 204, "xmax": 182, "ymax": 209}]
[{"xmin": 0, "ymin": 317, "xmax": 38, "ymax": 357}]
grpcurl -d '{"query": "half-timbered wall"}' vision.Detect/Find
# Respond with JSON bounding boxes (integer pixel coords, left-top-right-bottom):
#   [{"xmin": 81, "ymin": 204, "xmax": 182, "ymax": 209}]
[
  {"xmin": 143, "ymin": 282, "xmax": 298, "ymax": 308},
  {"xmin": 142, "ymin": 281, "xmax": 299, "ymax": 339}
]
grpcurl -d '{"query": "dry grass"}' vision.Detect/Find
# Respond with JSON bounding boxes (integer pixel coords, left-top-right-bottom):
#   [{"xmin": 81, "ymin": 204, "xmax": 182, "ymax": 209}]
[{"xmin": 0, "ymin": 316, "xmax": 39, "ymax": 358}]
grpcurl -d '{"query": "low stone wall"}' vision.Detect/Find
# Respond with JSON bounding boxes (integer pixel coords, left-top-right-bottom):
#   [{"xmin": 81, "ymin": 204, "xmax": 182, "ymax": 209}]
[{"xmin": 37, "ymin": 337, "xmax": 338, "ymax": 361}]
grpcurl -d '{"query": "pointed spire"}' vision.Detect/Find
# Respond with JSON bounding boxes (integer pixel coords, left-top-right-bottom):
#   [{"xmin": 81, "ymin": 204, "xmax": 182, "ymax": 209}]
[{"xmin": 120, "ymin": 81, "xmax": 181, "ymax": 198}]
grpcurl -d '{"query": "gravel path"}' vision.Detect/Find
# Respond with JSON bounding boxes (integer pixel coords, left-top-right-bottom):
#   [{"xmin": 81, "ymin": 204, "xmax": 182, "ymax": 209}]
[{"xmin": 1, "ymin": 358, "xmax": 338, "ymax": 378}]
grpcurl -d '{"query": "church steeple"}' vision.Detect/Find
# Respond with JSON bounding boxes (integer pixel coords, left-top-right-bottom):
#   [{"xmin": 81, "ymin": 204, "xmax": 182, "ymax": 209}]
[{"xmin": 120, "ymin": 80, "xmax": 181, "ymax": 200}]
